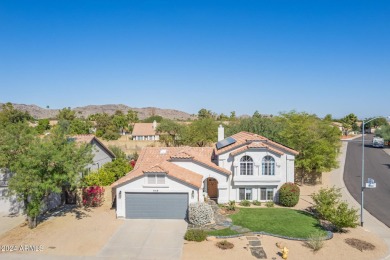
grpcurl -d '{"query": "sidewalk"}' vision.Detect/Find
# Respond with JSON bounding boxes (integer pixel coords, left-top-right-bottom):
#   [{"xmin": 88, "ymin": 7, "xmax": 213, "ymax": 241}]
[
  {"xmin": 331, "ymin": 140, "xmax": 390, "ymax": 260},
  {"xmin": 0, "ymin": 213, "xmax": 25, "ymax": 236}
]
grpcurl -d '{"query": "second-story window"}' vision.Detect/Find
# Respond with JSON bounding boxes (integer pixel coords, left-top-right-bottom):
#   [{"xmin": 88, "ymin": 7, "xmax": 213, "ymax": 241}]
[
  {"xmin": 262, "ymin": 156, "xmax": 275, "ymax": 175},
  {"xmin": 240, "ymin": 156, "xmax": 253, "ymax": 175}
]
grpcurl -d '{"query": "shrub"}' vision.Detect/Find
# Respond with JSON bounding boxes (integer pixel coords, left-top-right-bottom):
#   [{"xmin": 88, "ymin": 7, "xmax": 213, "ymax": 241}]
[
  {"xmin": 83, "ymin": 169, "xmax": 116, "ymax": 186},
  {"xmin": 345, "ymin": 238, "xmax": 375, "ymax": 252},
  {"xmin": 239, "ymin": 200, "xmax": 251, "ymax": 207},
  {"xmin": 252, "ymin": 200, "xmax": 261, "ymax": 206},
  {"xmin": 188, "ymin": 202, "xmax": 214, "ymax": 226},
  {"xmin": 216, "ymin": 240, "xmax": 234, "ymax": 250},
  {"xmin": 184, "ymin": 229, "xmax": 207, "ymax": 242},
  {"xmin": 82, "ymin": 186, "xmax": 105, "ymax": 207},
  {"xmin": 305, "ymin": 232, "xmax": 326, "ymax": 251},
  {"xmin": 279, "ymin": 182, "xmax": 300, "ymax": 207},
  {"xmin": 311, "ymin": 187, "xmax": 358, "ymax": 231},
  {"xmin": 265, "ymin": 201, "xmax": 274, "ymax": 207},
  {"xmin": 226, "ymin": 200, "xmax": 236, "ymax": 211}
]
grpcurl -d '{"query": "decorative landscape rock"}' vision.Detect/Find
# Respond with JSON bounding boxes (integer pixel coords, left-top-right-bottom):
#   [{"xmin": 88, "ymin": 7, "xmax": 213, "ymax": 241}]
[{"xmin": 188, "ymin": 202, "xmax": 214, "ymax": 226}]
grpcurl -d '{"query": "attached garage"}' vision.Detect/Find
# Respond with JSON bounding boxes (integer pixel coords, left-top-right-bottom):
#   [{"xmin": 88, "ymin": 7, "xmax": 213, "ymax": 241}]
[{"xmin": 125, "ymin": 192, "xmax": 188, "ymax": 219}]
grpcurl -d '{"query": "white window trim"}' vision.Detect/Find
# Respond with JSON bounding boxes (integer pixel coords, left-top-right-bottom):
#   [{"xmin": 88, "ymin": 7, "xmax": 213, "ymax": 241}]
[
  {"xmin": 262, "ymin": 156, "xmax": 275, "ymax": 176},
  {"xmin": 260, "ymin": 187, "xmax": 274, "ymax": 201},
  {"xmin": 143, "ymin": 173, "xmax": 168, "ymax": 188},
  {"xmin": 240, "ymin": 156, "xmax": 254, "ymax": 176},
  {"xmin": 239, "ymin": 187, "xmax": 253, "ymax": 201}
]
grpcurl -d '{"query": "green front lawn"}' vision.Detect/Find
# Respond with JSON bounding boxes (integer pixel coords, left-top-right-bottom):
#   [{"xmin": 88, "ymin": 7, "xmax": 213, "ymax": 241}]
[
  {"xmin": 207, "ymin": 228, "xmax": 239, "ymax": 236},
  {"xmin": 230, "ymin": 208, "xmax": 326, "ymax": 239}
]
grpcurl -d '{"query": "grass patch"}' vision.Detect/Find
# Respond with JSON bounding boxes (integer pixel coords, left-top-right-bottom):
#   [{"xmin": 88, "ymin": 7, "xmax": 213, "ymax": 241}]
[
  {"xmin": 207, "ymin": 228, "xmax": 239, "ymax": 236},
  {"xmin": 230, "ymin": 208, "xmax": 326, "ymax": 239}
]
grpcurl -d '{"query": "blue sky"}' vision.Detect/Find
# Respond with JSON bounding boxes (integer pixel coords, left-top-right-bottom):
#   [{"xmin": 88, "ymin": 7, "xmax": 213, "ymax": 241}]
[{"xmin": 1, "ymin": 1, "xmax": 389, "ymax": 119}]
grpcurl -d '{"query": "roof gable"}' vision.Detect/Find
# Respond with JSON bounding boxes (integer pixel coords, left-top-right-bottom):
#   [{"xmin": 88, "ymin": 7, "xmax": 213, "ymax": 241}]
[
  {"xmin": 215, "ymin": 132, "xmax": 298, "ymax": 156},
  {"xmin": 112, "ymin": 146, "xmax": 218, "ymax": 189},
  {"xmin": 72, "ymin": 134, "xmax": 116, "ymax": 159}
]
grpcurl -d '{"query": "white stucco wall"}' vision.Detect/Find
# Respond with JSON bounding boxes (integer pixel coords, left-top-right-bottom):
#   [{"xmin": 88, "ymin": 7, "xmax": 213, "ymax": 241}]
[
  {"xmin": 115, "ymin": 174, "xmax": 199, "ymax": 218},
  {"xmin": 217, "ymin": 148, "xmax": 296, "ymax": 202},
  {"xmin": 0, "ymin": 170, "xmax": 23, "ymax": 214},
  {"xmin": 171, "ymin": 160, "xmax": 230, "ymax": 203}
]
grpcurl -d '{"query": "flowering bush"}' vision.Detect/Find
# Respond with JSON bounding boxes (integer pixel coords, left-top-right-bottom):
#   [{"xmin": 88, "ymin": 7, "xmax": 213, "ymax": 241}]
[
  {"xmin": 278, "ymin": 182, "xmax": 300, "ymax": 207},
  {"xmin": 82, "ymin": 186, "xmax": 105, "ymax": 207}
]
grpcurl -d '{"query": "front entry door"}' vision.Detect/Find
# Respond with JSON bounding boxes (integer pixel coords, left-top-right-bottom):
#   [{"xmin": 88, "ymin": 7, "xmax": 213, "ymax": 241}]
[{"xmin": 207, "ymin": 178, "xmax": 218, "ymax": 198}]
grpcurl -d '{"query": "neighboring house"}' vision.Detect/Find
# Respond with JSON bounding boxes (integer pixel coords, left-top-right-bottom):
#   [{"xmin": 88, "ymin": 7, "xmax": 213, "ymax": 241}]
[
  {"xmin": 0, "ymin": 169, "xmax": 23, "ymax": 214},
  {"xmin": 112, "ymin": 126, "xmax": 298, "ymax": 219},
  {"xmin": 71, "ymin": 135, "xmax": 116, "ymax": 172},
  {"xmin": 131, "ymin": 120, "xmax": 159, "ymax": 141}
]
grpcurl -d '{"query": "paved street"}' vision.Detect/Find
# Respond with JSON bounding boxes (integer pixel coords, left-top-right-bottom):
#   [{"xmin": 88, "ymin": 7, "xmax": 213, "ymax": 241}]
[{"xmin": 344, "ymin": 134, "xmax": 390, "ymax": 227}]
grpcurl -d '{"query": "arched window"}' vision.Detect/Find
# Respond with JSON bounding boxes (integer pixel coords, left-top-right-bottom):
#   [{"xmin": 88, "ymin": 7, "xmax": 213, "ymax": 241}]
[
  {"xmin": 262, "ymin": 156, "xmax": 275, "ymax": 175},
  {"xmin": 240, "ymin": 156, "xmax": 253, "ymax": 175}
]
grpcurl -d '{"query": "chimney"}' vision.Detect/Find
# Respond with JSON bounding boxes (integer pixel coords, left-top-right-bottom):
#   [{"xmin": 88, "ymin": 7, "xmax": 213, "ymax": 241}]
[
  {"xmin": 218, "ymin": 124, "xmax": 224, "ymax": 141},
  {"xmin": 153, "ymin": 120, "xmax": 157, "ymax": 130}
]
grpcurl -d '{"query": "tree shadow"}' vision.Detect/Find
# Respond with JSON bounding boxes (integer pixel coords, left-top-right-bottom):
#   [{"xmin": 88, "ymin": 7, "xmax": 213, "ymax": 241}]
[
  {"xmin": 383, "ymin": 164, "xmax": 390, "ymax": 169},
  {"xmin": 38, "ymin": 204, "xmax": 92, "ymax": 223}
]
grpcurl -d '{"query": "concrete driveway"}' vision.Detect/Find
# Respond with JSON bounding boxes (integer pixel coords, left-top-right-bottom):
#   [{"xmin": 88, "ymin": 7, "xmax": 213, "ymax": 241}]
[{"xmin": 98, "ymin": 219, "xmax": 188, "ymax": 260}]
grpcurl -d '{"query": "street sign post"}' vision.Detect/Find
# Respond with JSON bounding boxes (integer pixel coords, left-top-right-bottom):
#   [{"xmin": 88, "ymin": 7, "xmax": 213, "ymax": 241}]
[{"xmin": 365, "ymin": 178, "xmax": 376, "ymax": 189}]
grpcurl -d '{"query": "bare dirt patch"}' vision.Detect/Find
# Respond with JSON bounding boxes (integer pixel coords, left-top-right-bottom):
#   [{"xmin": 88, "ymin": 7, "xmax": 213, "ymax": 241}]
[
  {"xmin": 0, "ymin": 202, "xmax": 123, "ymax": 256},
  {"xmin": 183, "ymin": 172, "xmax": 388, "ymax": 260}
]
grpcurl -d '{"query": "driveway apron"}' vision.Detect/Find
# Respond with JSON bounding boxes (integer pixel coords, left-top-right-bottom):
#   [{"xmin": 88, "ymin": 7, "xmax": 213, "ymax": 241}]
[{"xmin": 98, "ymin": 219, "xmax": 187, "ymax": 260}]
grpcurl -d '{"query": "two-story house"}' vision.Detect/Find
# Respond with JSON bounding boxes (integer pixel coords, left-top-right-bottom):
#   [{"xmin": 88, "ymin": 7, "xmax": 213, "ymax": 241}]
[{"xmin": 112, "ymin": 126, "xmax": 298, "ymax": 219}]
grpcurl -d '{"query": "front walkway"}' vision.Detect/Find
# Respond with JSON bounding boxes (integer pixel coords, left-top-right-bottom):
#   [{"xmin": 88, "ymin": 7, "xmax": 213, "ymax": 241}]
[{"xmin": 0, "ymin": 212, "xmax": 25, "ymax": 236}]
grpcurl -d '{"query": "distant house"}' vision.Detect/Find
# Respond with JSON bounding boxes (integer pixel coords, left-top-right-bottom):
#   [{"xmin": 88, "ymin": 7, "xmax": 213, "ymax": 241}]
[
  {"xmin": 71, "ymin": 135, "xmax": 116, "ymax": 171},
  {"xmin": 132, "ymin": 120, "xmax": 160, "ymax": 141}
]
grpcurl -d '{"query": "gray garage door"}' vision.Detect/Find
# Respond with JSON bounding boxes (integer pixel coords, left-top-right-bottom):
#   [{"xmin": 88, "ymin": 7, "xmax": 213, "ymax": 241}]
[{"xmin": 125, "ymin": 193, "xmax": 188, "ymax": 219}]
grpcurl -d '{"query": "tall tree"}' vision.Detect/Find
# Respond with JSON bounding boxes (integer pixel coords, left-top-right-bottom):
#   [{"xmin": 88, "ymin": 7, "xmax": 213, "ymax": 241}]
[
  {"xmin": 142, "ymin": 115, "xmax": 163, "ymax": 123},
  {"xmin": 182, "ymin": 118, "xmax": 218, "ymax": 147},
  {"xmin": 340, "ymin": 113, "xmax": 357, "ymax": 136},
  {"xmin": 127, "ymin": 110, "xmax": 139, "ymax": 132},
  {"xmin": 156, "ymin": 119, "xmax": 184, "ymax": 146},
  {"xmin": 277, "ymin": 111, "xmax": 341, "ymax": 184},
  {"xmin": 0, "ymin": 103, "xmax": 32, "ymax": 124},
  {"xmin": 197, "ymin": 108, "xmax": 214, "ymax": 119},
  {"xmin": 57, "ymin": 107, "xmax": 76, "ymax": 121},
  {"xmin": 375, "ymin": 124, "xmax": 390, "ymax": 141},
  {"xmin": 8, "ymin": 128, "xmax": 93, "ymax": 228},
  {"xmin": 226, "ymin": 116, "xmax": 283, "ymax": 142}
]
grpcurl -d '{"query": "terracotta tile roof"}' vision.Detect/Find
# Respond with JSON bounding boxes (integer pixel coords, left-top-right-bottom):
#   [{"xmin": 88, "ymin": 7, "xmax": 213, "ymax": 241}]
[
  {"xmin": 230, "ymin": 141, "xmax": 284, "ymax": 156},
  {"xmin": 215, "ymin": 131, "xmax": 299, "ymax": 156},
  {"xmin": 132, "ymin": 123, "xmax": 158, "ymax": 136},
  {"xmin": 111, "ymin": 146, "xmax": 230, "ymax": 189},
  {"xmin": 71, "ymin": 134, "xmax": 116, "ymax": 159},
  {"xmin": 159, "ymin": 161, "xmax": 203, "ymax": 188},
  {"xmin": 171, "ymin": 148, "xmax": 231, "ymax": 175}
]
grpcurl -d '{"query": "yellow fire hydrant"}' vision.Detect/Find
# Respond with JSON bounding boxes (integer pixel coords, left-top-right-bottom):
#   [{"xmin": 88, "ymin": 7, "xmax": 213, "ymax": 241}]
[{"xmin": 282, "ymin": 246, "xmax": 289, "ymax": 259}]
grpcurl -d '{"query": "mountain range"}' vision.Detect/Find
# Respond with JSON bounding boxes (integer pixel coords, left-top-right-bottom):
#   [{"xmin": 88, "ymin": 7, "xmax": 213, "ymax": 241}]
[{"xmin": 0, "ymin": 103, "xmax": 195, "ymax": 120}]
